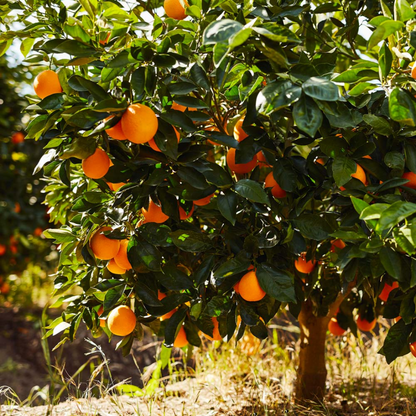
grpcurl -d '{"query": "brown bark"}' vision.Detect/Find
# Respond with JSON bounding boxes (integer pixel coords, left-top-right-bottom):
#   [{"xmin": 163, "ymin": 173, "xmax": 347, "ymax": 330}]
[{"xmin": 295, "ymin": 281, "xmax": 356, "ymax": 402}]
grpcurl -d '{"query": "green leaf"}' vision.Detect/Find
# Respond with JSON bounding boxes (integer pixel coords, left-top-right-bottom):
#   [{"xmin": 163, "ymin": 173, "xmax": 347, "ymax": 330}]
[
  {"xmin": 377, "ymin": 201, "xmax": 416, "ymax": 231},
  {"xmin": 217, "ymin": 191, "xmax": 237, "ymax": 225},
  {"xmin": 43, "ymin": 228, "xmax": 77, "ymax": 243},
  {"xmin": 380, "ymin": 247, "xmax": 402, "ymax": 280},
  {"xmin": 256, "ymin": 263, "xmax": 296, "ymax": 303},
  {"xmin": 351, "ymin": 197, "xmax": 370, "ymax": 215},
  {"xmin": 253, "ymin": 23, "xmax": 301, "ymax": 43},
  {"xmin": 360, "ymin": 204, "xmax": 390, "ymax": 220},
  {"xmin": 362, "ymin": 114, "xmax": 393, "ymax": 136},
  {"xmin": 293, "ymin": 214, "xmax": 333, "ymax": 241},
  {"xmin": 332, "ymin": 158, "xmax": 357, "ymax": 187},
  {"xmin": 404, "ymin": 143, "xmax": 416, "ymax": 173},
  {"xmin": 380, "ymin": 319, "xmax": 411, "ymax": 364},
  {"xmin": 128, "ymin": 238, "xmax": 162, "ymax": 272},
  {"xmin": 368, "ymin": 20, "xmax": 404, "ymax": 50},
  {"xmin": 256, "ymin": 81, "xmax": 302, "ymax": 114},
  {"xmin": 303, "ymin": 77, "xmax": 339, "ymax": 102},
  {"xmin": 394, "ymin": 0, "xmax": 415, "ymax": 22},
  {"xmin": 20, "ymin": 38, "xmax": 35, "ymax": 57},
  {"xmin": 273, "ymin": 161, "xmax": 297, "ymax": 192},
  {"xmin": 68, "ymin": 75, "xmax": 108, "ymax": 101},
  {"xmin": 348, "ymin": 82, "xmax": 377, "ymax": 96},
  {"xmin": 234, "ymin": 179, "xmax": 270, "ymax": 206},
  {"xmin": 379, "ymin": 42, "xmax": 393, "ymax": 78},
  {"xmin": 389, "ymin": 87, "xmax": 416, "ymax": 126},
  {"xmin": 104, "ymin": 285, "xmax": 125, "ymax": 311},
  {"xmin": 170, "ymin": 230, "xmax": 212, "ymax": 252},
  {"xmin": 190, "ymin": 64, "xmax": 210, "ymax": 90},
  {"xmin": 293, "ymin": 96, "xmax": 322, "ymax": 137},
  {"xmin": 203, "ymin": 19, "xmax": 244, "ymax": 45},
  {"xmin": 214, "ymin": 255, "xmax": 251, "ymax": 279}
]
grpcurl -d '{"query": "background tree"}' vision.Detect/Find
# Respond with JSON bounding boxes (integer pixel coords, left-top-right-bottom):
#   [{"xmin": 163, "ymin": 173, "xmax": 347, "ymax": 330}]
[
  {"xmin": 3, "ymin": 0, "xmax": 416, "ymax": 402},
  {"xmin": 0, "ymin": 55, "xmax": 53, "ymax": 299}
]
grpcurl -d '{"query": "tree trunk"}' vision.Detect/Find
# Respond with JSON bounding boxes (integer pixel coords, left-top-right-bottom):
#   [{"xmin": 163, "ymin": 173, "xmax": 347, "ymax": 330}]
[{"xmin": 295, "ymin": 300, "xmax": 330, "ymax": 402}]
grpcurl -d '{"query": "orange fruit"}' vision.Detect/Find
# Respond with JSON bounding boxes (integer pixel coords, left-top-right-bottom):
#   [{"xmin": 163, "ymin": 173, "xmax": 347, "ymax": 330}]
[
  {"xmin": 412, "ymin": 65, "xmax": 416, "ymax": 80},
  {"xmin": 402, "ymin": 172, "xmax": 416, "ymax": 189},
  {"xmin": 0, "ymin": 244, "xmax": 5, "ymax": 256},
  {"xmin": 107, "ymin": 258, "xmax": 126, "ymax": 275},
  {"xmin": 34, "ymin": 70, "xmax": 62, "ymax": 99},
  {"xmin": 97, "ymin": 305, "xmax": 106, "ymax": 327},
  {"xmin": 340, "ymin": 164, "xmax": 366, "ymax": 190},
  {"xmin": 121, "ymin": 104, "xmax": 158, "ymax": 144},
  {"xmin": 194, "ymin": 193, "xmax": 214, "ymax": 206},
  {"xmin": 294, "ymin": 252, "xmax": 316, "ymax": 274},
  {"xmin": 107, "ymin": 305, "xmax": 137, "ymax": 336},
  {"xmin": 12, "ymin": 132, "xmax": 25, "ymax": 144},
  {"xmin": 148, "ymin": 127, "xmax": 180, "ymax": 152},
  {"xmin": 330, "ymin": 239, "xmax": 346, "ymax": 252},
  {"xmin": 106, "ymin": 117, "xmax": 127, "ymax": 141},
  {"xmin": 82, "ymin": 148, "xmax": 111, "ymax": 179},
  {"xmin": 14, "ymin": 202, "xmax": 21, "ymax": 213},
  {"xmin": 164, "ymin": 0, "xmax": 188, "ymax": 20},
  {"xmin": 33, "ymin": 227, "xmax": 43, "ymax": 237},
  {"xmin": 171, "ymin": 102, "xmax": 196, "ymax": 112},
  {"xmin": 173, "ymin": 326, "xmax": 188, "ymax": 347},
  {"xmin": 203, "ymin": 317, "xmax": 222, "ymax": 341},
  {"xmin": 108, "ymin": 182, "xmax": 126, "ymax": 191},
  {"xmin": 356, "ymin": 316, "xmax": 376, "ymax": 332},
  {"xmin": 179, "ymin": 203, "xmax": 194, "ymax": 220},
  {"xmin": 142, "ymin": 200, "xmax": 169, "ymax": 223},
  {"xmin": 328, "ymin": 318, "xmax": 346, "ymax": 336},
  {"xmin": 395, "ymin": 316, "xmax": 401, "ymax": 323},
  {"xmin": 100, "ymin": 32, "xmax": 111, "ymax": 45},
  {"xmin": 158, "ymin": 291, "xmax": 176, "ymax": 321},
  {"xmin": 0, "ymin": 282, "xmax": 10, "ymax": 295},
  {"xmin": 226, "ymin": 148, "xmax": 257, "ymax": 174},
  {"xmin": 411, "ymin": 342, "xmax": 416, "ymax": 357},
  {"xmin": 265, "ymin": 172, "xmax": 287, "ymax": 198},
  {"xmin": 233, "ymin": 117, "xmax": 248, "ymax": 142},
  {"xmin": 90, "ymin": 227, "xmax": 121, "ymax": 260},
  {"xmin": 239, "ymin": 270, "xmax": 266, "ymax": 302},
  {"xmin": 379, "ymin": 281, "xmax": 399, "ymax": 302},
  {"xmin": 256, "ymin": 151, "xmax": 271, "ymax": 167},
  {"xmin": 316, "ymin": 158, "xmax": 325, "ymax": 165},
  {"xmin": 114, "ymin": 239, "xmax": 132, "ymax": 270},
  {"xmin": 234, "ymin": 281, "xmax": 240, "ymax": 294}
]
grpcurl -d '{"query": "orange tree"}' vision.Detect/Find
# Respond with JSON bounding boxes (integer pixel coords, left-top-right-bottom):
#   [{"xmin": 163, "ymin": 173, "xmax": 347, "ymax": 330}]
[
  {"xmin": 3, "ymin": 0, "xmax": 416, "ymax": 401},
  {"xmin": 0, "ymin": 56, "xmax": 53, "ymax": 296}
]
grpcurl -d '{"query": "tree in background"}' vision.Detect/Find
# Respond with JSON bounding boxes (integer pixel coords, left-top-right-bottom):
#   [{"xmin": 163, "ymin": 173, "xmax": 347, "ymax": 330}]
[
  {"xmin": 0, "ymin": 56, "xmax": 54, "ymax": 300},
  {"xmin": 3, "ymin": 0, "xmax": 416, "ymax": 401}
]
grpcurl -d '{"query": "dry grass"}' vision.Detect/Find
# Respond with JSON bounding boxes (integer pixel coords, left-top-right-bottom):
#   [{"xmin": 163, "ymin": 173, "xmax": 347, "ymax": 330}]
[{"xmin": 1, "ymin": 316, "xmax": 416, "ymax": 415}]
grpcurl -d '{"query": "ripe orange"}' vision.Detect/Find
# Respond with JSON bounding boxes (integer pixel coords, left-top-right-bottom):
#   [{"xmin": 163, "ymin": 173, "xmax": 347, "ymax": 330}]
[
  {"xmin": 107, "ymin": 305, "xmax": 137, "ymax": 336},
  {"xmin": 33, "ymin": 227, "xmax": 43, "ymax": 237},
  {"xmin": 148, "ymin": 127, "xmax": 180, "ymax": 152},
  {"xmin": 107, "ymin": 258, "xmax": 126, "ymax": 275},
  {"xmin": 234, "ymin": 281, "xmax": 240, "ymax": 294},
  {"xmin": 226, "ymin": 148, "xmax": 257, "ymax": 174},
  {"xmin": 316, "ymin": 158, "xmax": 325, "ymax": 165},
  {"xmin": 265, "ymin": 172, "xmax": 286, "ymax": 198},
  {"xmin": 233, "ymin": 117, "xmax": 248, "ymax": 142},
  {"xmin": 239, "ymin": 270, "xmax": 266, "ymax": 302},
  {"xmin": 171, "ymin": 102, "xmax": 196, "ymax": 112},
  {"xmin": 402, "ymin": 172, "xmax": 416, "ymax": 189},
  {"xmin": 328, "ymin": 318, "xmax": 346, "ymax": 336},
  {"xmin": 294, "ymin": 252, "xmax": 316, "ymax": 274},
  {"xmin": 34, "ymin": 70, "xmax": 62, "ymax": 99},
  {"xmin": 194, "ymin": 194, "xmax": 214, "ymax": 206},
  {"xmin": 142, "ymin": 200, "xmax": 169, "ymax": 223},
  {"xmin": 330, "ymin": 239, "xmax": 346, "ymax": 252},
  {"xmin": 158, "ymin": 291, "xmax": 176, "ymax": 321},
  {"xmin": 108, "ymin": 182, "xmax": 126, "ymax": 191},
  {"xmin": 411, "ymin": 341, "xmax": 416, "ymax": 357},
  {"xmin": 121, "ymin": 104, "xmax": 158, "ymax": 144},
  {"xmin": 114, "ymin": 239, "xmax": 132, "ymax": 270},
  {"xmin": 356, "ymin": 316, "xmax": 376, "ymax": 332},
  {"xmin": 106, "ymin": 117, "xmax": 127, "ymax": 141},
  {"xmin": 82, "ymin": 148, "xmax": 111, "ymax": 179},
  {"xmin": 412, "ymin": 65, "xmax": 416, "ymax": 80},
  {"xmin": 97, "ymin": 305, "xmax": 106, "ymax": 327},
  {"xmin": 174, "ymin": 326, "xmax": 188, "ymax": 347},
  {"xmin": 12, "ymin": 132, "xmax": 25, "ymax": 144},
  {"xmin": 164, "ymin": 0, "xmax": 188, "ymax": 20},
  {"xmin": 179, "ymin": 203, "xmax": 194, "ymax": 220},
  {"xmin": 256, "ymin": 151, "xmax": 271, "ymax": 167},
  {"xmin": 14, "ymin": 202, "xmax": 21, "ymax": 213},
  {"xmin": 0, "ymin": 282, "xmax": 10, "ymax": 295},
  {"xmin": 203, "ymin": 317, "xmax": 222, "ymax": 341},
  {"xmin": 340, "ymin": 164, "xmax": 366, "ymax": 190},
  {"xmin": 0, "ymin": 244, "xmax": 6, "ymax": 256},
  {"xmin": 379, "ymin": 281, "xmax": 399, "ymax": 302},
  {"xmin": 395, "ymin": 316, "xmax": 401, "ymax": 323},
  {"xmin": 90, "ymin": 227, "xmax": 121, "ymax": 260}
]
